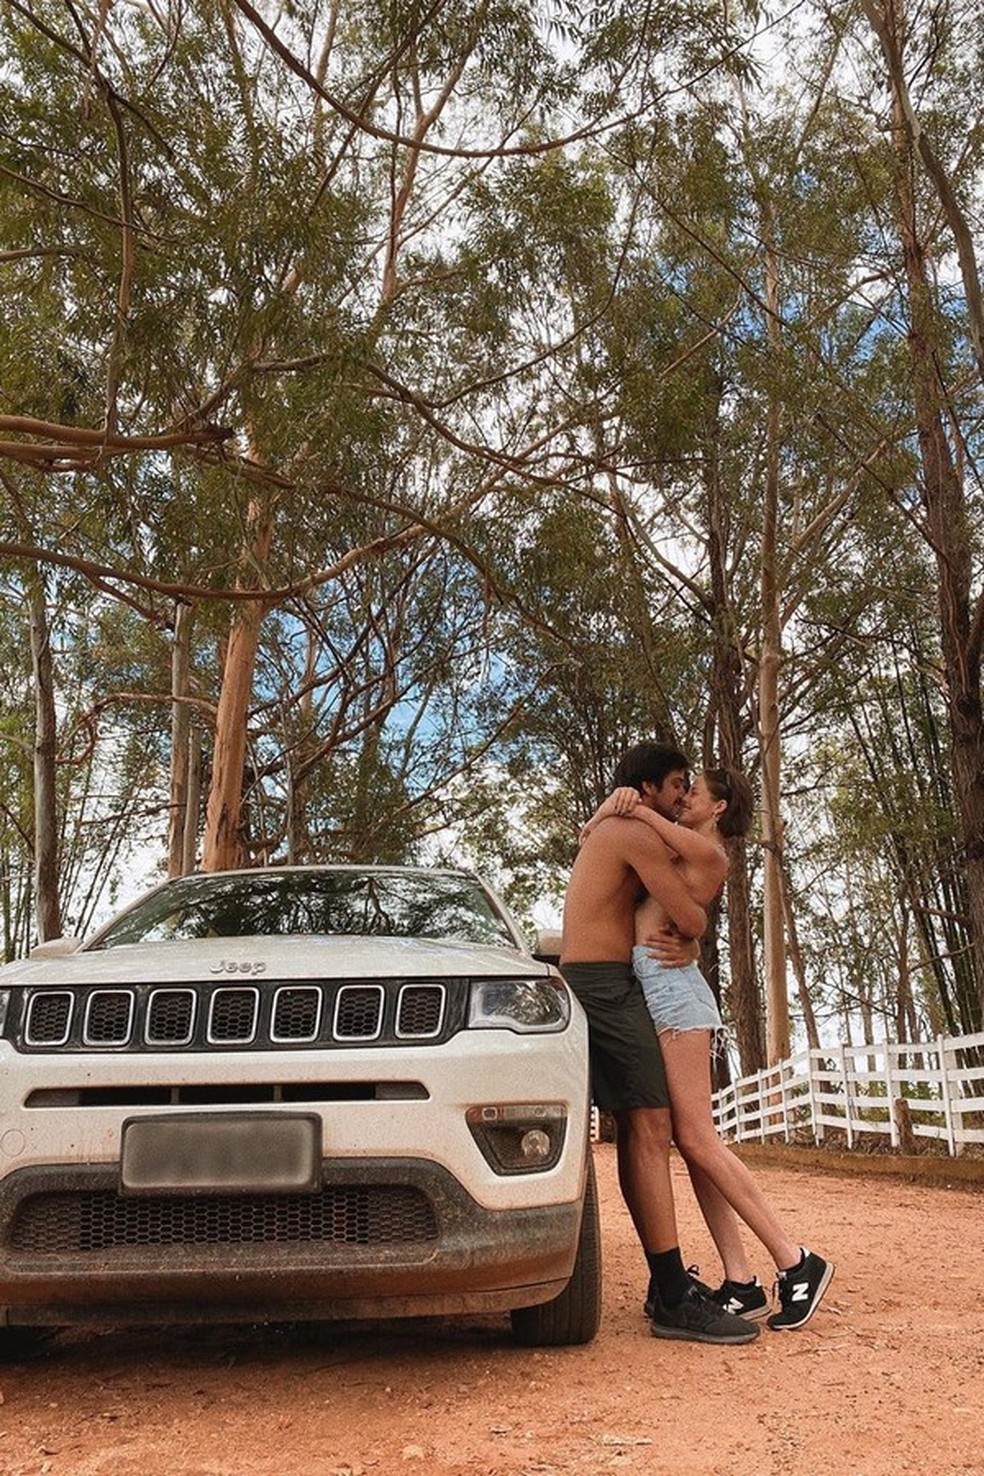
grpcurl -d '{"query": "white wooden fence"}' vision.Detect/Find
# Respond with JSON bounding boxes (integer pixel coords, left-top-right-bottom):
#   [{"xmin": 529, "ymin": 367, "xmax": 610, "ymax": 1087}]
[{"xmin": 709, "ymin": 1030, "xmax": 984, "ymax": 1156}]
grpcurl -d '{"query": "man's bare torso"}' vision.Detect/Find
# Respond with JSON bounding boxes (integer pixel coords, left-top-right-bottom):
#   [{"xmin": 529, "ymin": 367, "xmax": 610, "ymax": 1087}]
[
  {"xmin": 561, "ymin": 821, "xmax": 646, "ymax": 963},
  {"xmin": 562, "ymin": 814, "xmax": 711, "ymax": 963}
]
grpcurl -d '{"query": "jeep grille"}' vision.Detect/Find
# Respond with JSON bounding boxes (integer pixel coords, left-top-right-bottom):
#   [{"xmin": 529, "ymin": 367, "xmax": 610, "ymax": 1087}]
[
  {"xmin": 17, "ymin": 981, "xmax": 451, "ymax": 1053},
  {"xmin": 10, "ymin": 1185, "xmax": 439, "ymax": 1251}
]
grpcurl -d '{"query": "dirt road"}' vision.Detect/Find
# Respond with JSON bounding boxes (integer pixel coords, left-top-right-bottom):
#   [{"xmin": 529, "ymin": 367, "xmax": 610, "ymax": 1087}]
[{"xmin": 1, "ymin": 1143, "xmax": 981, "ymax": 1476}]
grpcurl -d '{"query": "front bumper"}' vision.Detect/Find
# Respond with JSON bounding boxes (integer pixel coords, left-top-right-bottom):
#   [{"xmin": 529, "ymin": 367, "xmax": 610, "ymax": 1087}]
[{"xmin": 0, "ymin": 1156, "xmax": 584, "ymax": 1327}]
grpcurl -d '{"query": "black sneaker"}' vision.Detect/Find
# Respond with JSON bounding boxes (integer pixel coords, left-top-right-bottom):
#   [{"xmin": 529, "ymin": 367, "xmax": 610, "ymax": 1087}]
[
  {"xmin": 767, "ymin": 1250, "xmax": 834, "ymax": 1331},
  {"xmin": 711, "ymin": 1277, "xmax": 770, "ymax": 1321},
  {"xmin": 650, "ymin": 1283, "xmax": 760, "ymax": 1345},
  {"xmin": 643, "ymin": 1265, "xmax": 712, "ymax": 1320}
]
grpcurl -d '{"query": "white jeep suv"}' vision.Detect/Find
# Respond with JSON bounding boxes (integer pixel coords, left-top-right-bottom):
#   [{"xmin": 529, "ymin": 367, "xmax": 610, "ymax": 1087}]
[{"xmin": 0, "ymin": 866, "xmax": 598, "ymax": 1349}]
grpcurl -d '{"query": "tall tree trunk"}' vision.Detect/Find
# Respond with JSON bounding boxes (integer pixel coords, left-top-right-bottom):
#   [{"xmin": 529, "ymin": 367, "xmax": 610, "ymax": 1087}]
[
  {"xmin": 704, "ymin": 391, "xmax": 764, "ymax": 1073},
  {"xmin": 779, "ymin": 856, "xmax": 820, "ymax": 1052},
  {"xmin": 895, "ymin": 910, "xmax": 920, "ymax": 1042},
  {"xmin": 759, "ymin": 220, "xmax": 790, "ymax": 1062},
  {"xmin": 183, "ymin": 725, "xmax": 202, "ymax": 875},
  {"xmin": 721, "ymin": 848, "xmax": 762, "ymax": 1075},
  {"xmin": 286, "ymin": 624, "xmax": 318, "ymax": 863},
  {"xmin": 28, "ymin": 576, "xmax": 61, "ymax": 941},
  {"xmin": 886, "ymin": 33, "xmax": 984, "ymax": 1026},
  {"xmin": 203, "ymin": 496, "xmax": 274, "ymax": 872},
  {"xmin": 168, "ymin": 600, "xmax": 194, "ymax": 877}
]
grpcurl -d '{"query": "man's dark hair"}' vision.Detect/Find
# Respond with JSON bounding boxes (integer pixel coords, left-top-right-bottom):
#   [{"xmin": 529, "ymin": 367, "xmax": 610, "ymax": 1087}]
[
  {"xmin": 613, "ymin": 741, "xmax": 690, "ymax": 793},
  {"xmin": 703, "ymin": 767, "xmax": 754, "ymax": 839}
]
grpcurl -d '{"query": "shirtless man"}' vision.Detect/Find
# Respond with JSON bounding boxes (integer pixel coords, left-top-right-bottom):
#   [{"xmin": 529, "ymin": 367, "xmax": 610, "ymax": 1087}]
[{"xmin": 560, "ymin": 741, "xmax": 757, "ymax": 1344}]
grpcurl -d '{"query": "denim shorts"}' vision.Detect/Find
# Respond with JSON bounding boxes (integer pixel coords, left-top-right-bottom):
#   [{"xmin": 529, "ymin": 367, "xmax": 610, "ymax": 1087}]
[{"xmin": 632, "ymin": 948, "xmax": 723, "ymax": 1036}]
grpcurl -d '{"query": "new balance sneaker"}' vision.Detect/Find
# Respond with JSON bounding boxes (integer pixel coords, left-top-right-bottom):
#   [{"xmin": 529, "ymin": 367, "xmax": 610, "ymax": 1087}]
[
  {"xmin": 649, "ymin": 1282, "xmax": 760, "ymax": 1345},
  {"xmin": 711, "ymin": 1276, "xmax": 770, "ymax": 1321},
  {"xmin": 767, "ymin": 1250, "xmax": 834, "ymax": 1331}
]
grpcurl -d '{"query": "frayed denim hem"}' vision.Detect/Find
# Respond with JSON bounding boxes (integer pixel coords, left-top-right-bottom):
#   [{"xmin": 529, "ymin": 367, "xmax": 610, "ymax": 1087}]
[{"xmin": 656, "ymin": 1021, "xmax": 730, "ymax": 1062}]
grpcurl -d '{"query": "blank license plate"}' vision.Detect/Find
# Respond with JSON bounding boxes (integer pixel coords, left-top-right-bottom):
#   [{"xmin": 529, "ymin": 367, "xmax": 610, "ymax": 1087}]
[{"xmin": 121, "ymin": 1113, "xmax": 321, "ymax": 1194}]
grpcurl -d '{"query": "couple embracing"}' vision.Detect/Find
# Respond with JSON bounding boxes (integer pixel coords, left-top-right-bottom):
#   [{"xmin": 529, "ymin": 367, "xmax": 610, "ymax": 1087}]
[{"xmin": 560, "ymin": 741, "xmax": 833, "ymax": 1344}]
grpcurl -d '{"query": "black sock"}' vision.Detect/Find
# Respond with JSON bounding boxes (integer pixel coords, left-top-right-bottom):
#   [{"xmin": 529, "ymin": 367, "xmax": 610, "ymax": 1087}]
[{"xmin": 646, "ymin": 1248, "xmax": 691, "ymax": 1307}]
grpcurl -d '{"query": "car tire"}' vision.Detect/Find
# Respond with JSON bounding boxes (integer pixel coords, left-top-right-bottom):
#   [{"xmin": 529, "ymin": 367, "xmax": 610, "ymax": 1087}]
[{"xmin": 509, "ymin": 1153, "xmax": 601, "ymax": 1347}]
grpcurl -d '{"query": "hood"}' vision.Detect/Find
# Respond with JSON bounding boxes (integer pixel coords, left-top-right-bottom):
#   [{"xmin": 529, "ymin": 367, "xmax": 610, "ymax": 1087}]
[{"xmin": 0, "ymin": 933, "xmax": 553, "ymax": 987}]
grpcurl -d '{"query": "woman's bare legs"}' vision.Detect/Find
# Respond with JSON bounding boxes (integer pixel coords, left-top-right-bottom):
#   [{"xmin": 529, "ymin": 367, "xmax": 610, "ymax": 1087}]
[
  {"xmin": 684, "ymin": 1159, "xmax": 754, "ymax": 1283},
  {"xmin": 660, "ymin": 1027, "xmax": 800, "ymax": 1272}
]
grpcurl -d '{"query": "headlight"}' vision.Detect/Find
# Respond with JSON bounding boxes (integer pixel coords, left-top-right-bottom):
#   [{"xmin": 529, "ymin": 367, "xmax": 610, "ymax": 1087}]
[{"xmin": 467, "ymin": 977, "xmax": 571, "ymax": 1032}]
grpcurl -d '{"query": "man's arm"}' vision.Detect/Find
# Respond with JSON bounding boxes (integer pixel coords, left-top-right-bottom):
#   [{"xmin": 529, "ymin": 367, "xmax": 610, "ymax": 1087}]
[{"xmin": 619, "ymin": 825, "xmax": 707, "ymax": 939}]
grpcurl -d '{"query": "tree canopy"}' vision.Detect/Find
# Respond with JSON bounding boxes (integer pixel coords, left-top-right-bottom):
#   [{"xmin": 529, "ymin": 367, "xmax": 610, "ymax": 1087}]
[{"xmin": 3, "ymin": 0, "xmax": 984, "ymax": 1063}]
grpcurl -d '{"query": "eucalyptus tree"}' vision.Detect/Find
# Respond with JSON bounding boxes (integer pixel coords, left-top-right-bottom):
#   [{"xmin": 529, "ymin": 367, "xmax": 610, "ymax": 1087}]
[
  {"xmin": 801, "ymin": 0, "xmax": 984, "ymax": 1028},
  {"xmin": 552, "ymin": 66, "xmax": 905, "ymax": 1068},
  {"xmin": 480, "ymin": 0, "xmax": 984, "ymax": 1056},
  {"xmin": 794, "ymin": 473, "xmax": 981, "ymax": 1039},
  {"xmin": 0, "ymin": 578, "xmax": 35, "ymax": 957},
  {"xmin": 0, "ymin": 541, "xmax": 168, "ymax": 947},
  {"xmin": 434, "ymin": 62, "xmax": 888, "ymax": 1070},
  {"xmin": 2, "ymin": 0, "xmax": 762, "ymax": 943},
  {"xmin": 619, "ymin": 0, "xmax": 984, "ymax": 1052},
  {"xmin": 631, "ymin": 0, "xmax": 984, "ymax": 1057},
  {"xmin": 787, "ymin": 671, "xmax": 971, "ymax": 1047}
]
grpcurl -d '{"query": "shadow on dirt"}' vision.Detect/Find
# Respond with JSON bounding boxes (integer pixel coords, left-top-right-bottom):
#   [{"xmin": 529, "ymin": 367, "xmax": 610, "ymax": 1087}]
[{"xmin": 1, "ymin": 1313, "xmax": 527, "ymax": 1374}]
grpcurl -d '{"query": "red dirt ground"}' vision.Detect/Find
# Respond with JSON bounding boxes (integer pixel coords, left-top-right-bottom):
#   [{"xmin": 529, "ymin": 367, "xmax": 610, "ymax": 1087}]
[{"xmin": 1, "ymin": 1142, "xmax": 981, "ymax": 1476}]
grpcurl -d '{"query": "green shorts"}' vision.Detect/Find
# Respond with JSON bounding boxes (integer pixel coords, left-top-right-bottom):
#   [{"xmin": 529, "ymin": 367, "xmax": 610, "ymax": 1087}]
[{"xmin": 560, "ymin": 961, "xmax": 669, "ymax": 1111}]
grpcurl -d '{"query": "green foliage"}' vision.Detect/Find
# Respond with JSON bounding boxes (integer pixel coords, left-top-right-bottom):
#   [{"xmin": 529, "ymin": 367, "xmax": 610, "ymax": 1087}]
[{"xmin": 3, "ymin": 0, "xmax": 984, "ymax": 1055}]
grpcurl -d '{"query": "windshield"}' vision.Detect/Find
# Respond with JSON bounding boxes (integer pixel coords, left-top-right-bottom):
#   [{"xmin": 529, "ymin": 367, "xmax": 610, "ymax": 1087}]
[{"xmin": 88, "ymin": 869, "xmax": 523, "ymax": 951}]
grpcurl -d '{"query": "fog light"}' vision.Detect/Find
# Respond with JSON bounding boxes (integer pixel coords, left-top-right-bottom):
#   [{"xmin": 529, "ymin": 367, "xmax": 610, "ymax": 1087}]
[
  {"xmin": 520, "ymin": 1128, "xmax": 552, "ymax": 1162},
  {"xmin": 466, "ymin": 1104, "xmax": 567, "ymax": 1175}
]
